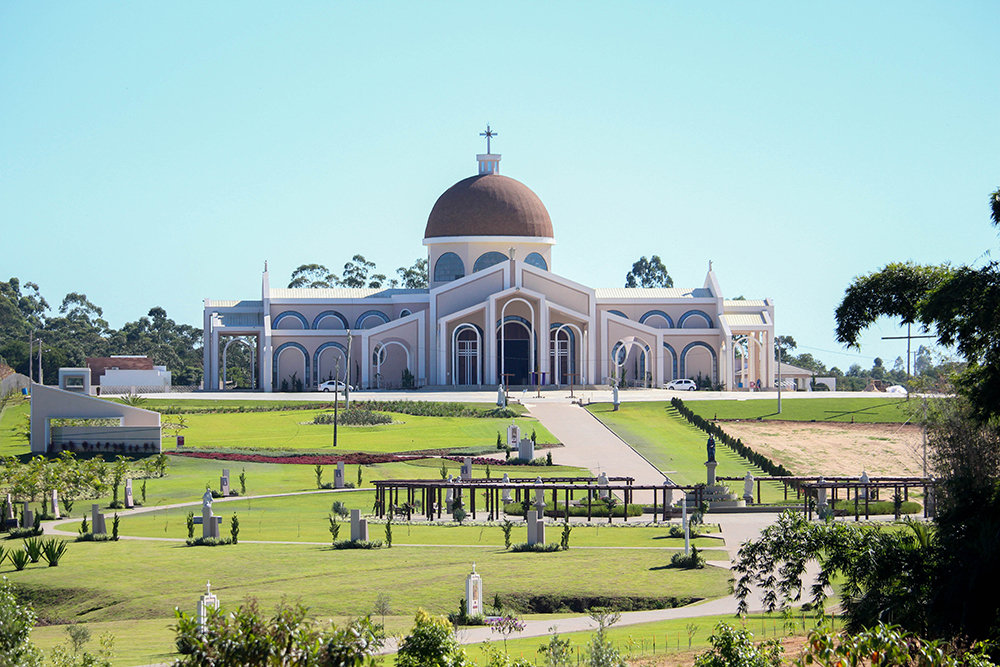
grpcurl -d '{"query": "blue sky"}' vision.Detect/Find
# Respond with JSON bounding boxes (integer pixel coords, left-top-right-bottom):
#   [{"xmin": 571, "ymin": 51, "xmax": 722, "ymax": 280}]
[{"xmin": 2, "ymin": 2, "xmax": 998, "ymax": 372}]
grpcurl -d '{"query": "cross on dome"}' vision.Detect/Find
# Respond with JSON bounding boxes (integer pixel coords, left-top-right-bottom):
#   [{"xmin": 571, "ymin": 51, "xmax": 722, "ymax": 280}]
[{"xmin": 480, "ymin": 124, "xmax": 498, "ymax": 153}]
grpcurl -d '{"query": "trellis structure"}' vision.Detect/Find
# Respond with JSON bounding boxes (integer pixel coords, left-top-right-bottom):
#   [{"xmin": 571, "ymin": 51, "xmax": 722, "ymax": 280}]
[{"xmin": 372, "ymin": 476, "xmax": 713, "ymax": 523}]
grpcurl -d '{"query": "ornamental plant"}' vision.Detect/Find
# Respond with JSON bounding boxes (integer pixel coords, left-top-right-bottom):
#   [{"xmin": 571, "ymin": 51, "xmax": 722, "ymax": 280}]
[{"xmin": 488, "ymin": 613, "xmax": 526, "ymax": 652}]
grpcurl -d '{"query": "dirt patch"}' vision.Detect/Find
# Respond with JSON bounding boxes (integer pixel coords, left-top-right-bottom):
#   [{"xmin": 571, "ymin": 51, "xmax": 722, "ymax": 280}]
[
  {"xmin": 719, "ymin": 421, "xmax": 925, "ymax": 477},
  {"xmin": 627, "ymin": 634, "xmax": 809, "ymax": 667}
]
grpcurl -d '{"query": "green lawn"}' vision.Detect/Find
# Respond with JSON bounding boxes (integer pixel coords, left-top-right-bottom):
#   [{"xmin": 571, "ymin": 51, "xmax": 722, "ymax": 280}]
[
  {"xmin": 460, "ymin": 610, "xmax": 838, "ymax": 664},
  {"xmin": 0, "ymin": 397, "xmax": 30, "ymax": 457},
  {"xmin": 6, "ymin": 537, "xmax": 731, "ymax": 666},
  {"xmin": 112, "ymin": 493, "xmax": 727, "ymax": 548},
  {"xmin": 587, "ymin": 403, "xmax": 788, "ymax": 503},
  {"xmin": 685, "ymin": 396, "xmax": 912, "ymax": 423},
  {"xmin": 176, "ymin": 409, "xmax": 555, "ymax": 453}
]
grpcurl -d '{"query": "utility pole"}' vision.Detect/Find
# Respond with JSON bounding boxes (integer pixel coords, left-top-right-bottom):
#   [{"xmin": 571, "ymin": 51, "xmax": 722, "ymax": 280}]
[{"xmin": 28, "ymin": 331, "xmax": 33, "ymax": 385}]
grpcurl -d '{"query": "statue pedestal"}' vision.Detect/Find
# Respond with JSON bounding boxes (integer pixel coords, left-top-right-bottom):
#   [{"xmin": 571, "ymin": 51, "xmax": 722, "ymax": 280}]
[{"xmin": 705, "ymin": 460, "xmax": 718, "ymax": 486}]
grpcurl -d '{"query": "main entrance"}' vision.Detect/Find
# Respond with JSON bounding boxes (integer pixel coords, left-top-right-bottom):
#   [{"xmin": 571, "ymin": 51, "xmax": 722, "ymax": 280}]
[{"xmin": 497, "ymin": 321, "xmax": 531, "ymax": 385}]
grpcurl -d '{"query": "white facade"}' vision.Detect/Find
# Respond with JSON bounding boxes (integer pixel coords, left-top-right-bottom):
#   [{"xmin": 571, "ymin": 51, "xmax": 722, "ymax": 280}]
[{"xmin": 202, "ymin": 149, "xmax": 775, "ymax": 392}]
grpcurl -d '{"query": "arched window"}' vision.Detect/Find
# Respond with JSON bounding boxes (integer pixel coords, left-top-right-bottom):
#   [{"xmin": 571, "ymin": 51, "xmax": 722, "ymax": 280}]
[
  {"xmin": 473, "ymin": 251, "xmax": 509, "ymax": 273},
  {"xmin": 434, "ymin": 253, "xmax": 465, "ymax": 282},
  {"xmin": 524, "ymin": 252, "xmax": 548, "ymax": 270}
]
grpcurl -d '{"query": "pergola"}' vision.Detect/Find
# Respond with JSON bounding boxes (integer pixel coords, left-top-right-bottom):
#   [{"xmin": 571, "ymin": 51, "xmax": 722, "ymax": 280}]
[{"xmin": 372, "ymin": 476, "xmax": 715, "ymax": 523}]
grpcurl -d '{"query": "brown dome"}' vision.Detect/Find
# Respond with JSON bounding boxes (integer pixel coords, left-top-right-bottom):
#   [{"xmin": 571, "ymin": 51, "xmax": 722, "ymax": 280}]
[{"xmin": 424, "ymin": 174, "xmax": 553, "ymax": 238}]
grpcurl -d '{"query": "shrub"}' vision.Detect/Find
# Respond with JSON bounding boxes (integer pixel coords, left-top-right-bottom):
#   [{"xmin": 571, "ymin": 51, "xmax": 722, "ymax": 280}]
[
  {"xmin": 384, "ymin": 516, "xmax": 392, "ymax": 548},
  {"xmin": 230, "ymin": 513, "xmax": 240, "ymax": 544},
  {"xmin": 112, "ymin": 514, "xmax": 120, "ymax": 541},
  {"xmin": 331, "ymin": 501, "xmax": 349, "ymax": 518},
  {"xmin": 313, "ymin": 409, "xmax": 393, "ymax": 426},
  {"xmin": 501, "ymin": 519, "xmax": 514, "ymax": 549},
  {"xmin": 10, "ymin": 549, "xmax": 29, "ymax": 570},
  {"xmin": 7, "ymin": 526, "xmax": 43, "ymax": 539},
  {"xmin": 328, "ymin": 516, "xmax": 341, "ymax": 543},
  {"xmin": 669, "ymin": 547, "xmax": 705, "ymax": 569},
  {"xmin": 23, "ymin": 537, "xmax": 43, "ymax": 563},
  {"xmin": 41, "ymin": 539, "xmax": 68, "ymax": 566},
  {"xmin": 668, "ymin": 524, "xmax": 700, "ymax": 539},
  {"xmin": 560, "ymin": 524, "xmax": 572, "ymax": 550},
  {"xmin": 186, "ymin": 512, "xmax": 194, "ymax": 539},
  {"xmin": 76, "ymin": 533, "xmax": 115, "ymax": 542},
  {"xmin": 331, "ymin": 539, "xmax": 383, "ymax": 550},
  {"xmin": 186, "ymin": 537, "xmax": 233, "ymax": 547},
  {"xmin": 509, "ymin": 542, "xmax": 562, "ymax": 553},
  {"xmin": 693, "ymin": 622, "xmax": 782, "ymax": 667}
]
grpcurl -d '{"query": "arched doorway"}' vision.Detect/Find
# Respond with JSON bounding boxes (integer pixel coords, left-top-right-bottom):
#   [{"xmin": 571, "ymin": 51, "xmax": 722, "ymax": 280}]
[
  {"xmin": 453, "ymin": 324, "xmax": 482, "ymax": 386},
  {"xmin": 497, "ymin": 319, "xmax": 533, "ymax": 386}
]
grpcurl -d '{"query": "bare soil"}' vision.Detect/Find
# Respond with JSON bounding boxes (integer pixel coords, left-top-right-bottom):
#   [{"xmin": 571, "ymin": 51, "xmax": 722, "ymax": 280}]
[
  {"xmin": 719, "ymin": 421, "xmax": 925, "ymax": 477},
  {"xmin": 628, "ymin": 635, "xmax": 810, "ymax": 667}
]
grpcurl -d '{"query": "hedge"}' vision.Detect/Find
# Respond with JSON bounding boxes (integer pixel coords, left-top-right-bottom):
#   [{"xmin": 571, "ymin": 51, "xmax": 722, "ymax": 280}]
[{"xmin": 670, "ymin": 397, "xmax": 793, "ymax": 477}]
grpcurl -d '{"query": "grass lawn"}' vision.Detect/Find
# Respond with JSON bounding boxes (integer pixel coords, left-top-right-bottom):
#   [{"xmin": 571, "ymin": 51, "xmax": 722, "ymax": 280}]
[
  {"xmin": 6, "ymin": 537, "xmax": 731, "ymax": 666},
  {"xmin": 175, "ymin": 409, "xmax": 555, "ymax": 453},
  {"xmin": 587, "ymin": 403, "xmax": 788, "ymax": 503},
  {"xmin": 112, "ymin": 493, "xmax": 727, "ymax": 548},
  {"xmin": 460, "ymin": 609, "xmax": 839, "ymax": 665},
  {"xmin": 685, "ymin": 396, "xmax": 912, "ymax": 423},
  {"xmin": 0, "ymin": 396, "xmax": 30, "ymax": 457}
]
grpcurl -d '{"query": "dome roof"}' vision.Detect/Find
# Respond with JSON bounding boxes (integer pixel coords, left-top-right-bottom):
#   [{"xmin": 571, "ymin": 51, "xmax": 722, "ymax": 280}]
[{"xmin": 424, "ymin": 174, "xmax": 553, "ymax": 239}]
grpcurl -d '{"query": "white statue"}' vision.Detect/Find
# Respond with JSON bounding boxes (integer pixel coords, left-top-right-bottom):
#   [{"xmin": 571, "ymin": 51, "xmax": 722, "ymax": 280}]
[
  {"xmin": 202, "ymin": 489, "xmax": 214, "ymax": 509},
  {"xmin": 860, "ymin": 471, "xmax": 870, "ymax": 499},
  {"xmin": 743, "ymin": 472, "xmax": 754, "ymax": 499}
]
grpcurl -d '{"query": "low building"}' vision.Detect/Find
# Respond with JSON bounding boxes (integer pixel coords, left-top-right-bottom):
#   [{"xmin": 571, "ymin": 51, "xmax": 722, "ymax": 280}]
[{"xmin": 86, "ymin": 356, "xmax": 171, "ymax": 394}]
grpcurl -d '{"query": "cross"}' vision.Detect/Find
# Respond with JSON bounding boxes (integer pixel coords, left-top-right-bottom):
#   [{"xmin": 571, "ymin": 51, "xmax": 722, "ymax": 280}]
[{"xmin": 480, "ymin": 124, "xmax": 498, "ymax": 153}]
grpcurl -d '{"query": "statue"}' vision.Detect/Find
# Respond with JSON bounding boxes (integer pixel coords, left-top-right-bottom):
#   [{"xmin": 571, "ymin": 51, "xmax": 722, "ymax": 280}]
[
  {"xmin": 202, "ymin": 488, "xmax": 214, "ymax": 509},
  {"xmin": 743, "ymin": 472, "xmax": 754, "ymax": 499},
  {"xmin": 706, "ymin": 435, "xmax": 716, "ymax": 462},
  {"xmin": 497, "ymin": 384, "xmax": 505, "ymax": 407}
]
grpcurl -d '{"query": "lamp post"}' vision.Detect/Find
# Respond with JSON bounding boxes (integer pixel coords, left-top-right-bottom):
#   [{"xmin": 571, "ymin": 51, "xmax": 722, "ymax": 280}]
[
  {"xmin": 345, "ymin": 330, "xmax": 353, "ymax": 409},
  {"xmin": 776, "ymin": 337, "xmax": 782, "ymax": 415},
  {"xmin": 333, "ymin": 358, "xmax": 340, "ymax": 448}
]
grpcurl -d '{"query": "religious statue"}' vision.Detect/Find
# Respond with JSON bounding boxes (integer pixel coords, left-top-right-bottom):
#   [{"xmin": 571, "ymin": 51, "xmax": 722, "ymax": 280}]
[
  {"xmin": 706, "ymin": 435, "xmax": 716, "ymax": 463},
  {"xmin": 497, "ymin": 384, "xmax": 505, "ymax": 407},
  {"xmin": 743, "ymin": 471, "xmax": 754, "ymax": 499},
  {"xmin": 202, "ymin": 488, "xmax": 214, "ymax": 509}
]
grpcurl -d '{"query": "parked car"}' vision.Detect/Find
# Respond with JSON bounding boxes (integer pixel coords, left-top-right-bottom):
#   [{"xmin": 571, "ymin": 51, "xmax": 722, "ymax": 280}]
[
  {"xmin": 318, "ymin": 380, "xmax": 354, "ymax": 392},
  {"xmin": 665, "ymin": 378, "xmax": 697, "ymax": 391}
]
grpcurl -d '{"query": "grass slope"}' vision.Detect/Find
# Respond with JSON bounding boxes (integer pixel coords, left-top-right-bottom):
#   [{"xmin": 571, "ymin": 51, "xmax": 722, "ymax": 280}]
[
  {"xmin": 587, "ymin": 403, "xmax": 787, "ymax": 502},
  {"xmin": 686, "ymin": 397, "xmax": 911, "ymax": 423},
  {"xmin": 175, "ymin": 409, "xmax": 554, "ymax": 453}
]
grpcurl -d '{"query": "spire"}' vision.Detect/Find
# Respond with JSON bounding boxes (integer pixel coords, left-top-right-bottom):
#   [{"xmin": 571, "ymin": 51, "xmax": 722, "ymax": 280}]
[{"xmin": 477, "ymin": 124, "xmax": 501, "ymax": 175}]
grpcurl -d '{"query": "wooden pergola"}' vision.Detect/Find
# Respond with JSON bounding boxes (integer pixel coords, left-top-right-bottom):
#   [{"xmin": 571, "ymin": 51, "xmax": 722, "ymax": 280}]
[
  {"xmin": 372, "ymin": 476, "xmax": 713, "ymax": 523},
  {"xmin": 796, "ymin": 477, "xmax": 937, "ymax": 520}
]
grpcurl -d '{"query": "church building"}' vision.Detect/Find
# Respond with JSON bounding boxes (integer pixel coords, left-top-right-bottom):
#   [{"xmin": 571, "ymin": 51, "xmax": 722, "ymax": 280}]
[{"xmin": 202, "ymin": 133, "xmax": 775, "ymax": 392}]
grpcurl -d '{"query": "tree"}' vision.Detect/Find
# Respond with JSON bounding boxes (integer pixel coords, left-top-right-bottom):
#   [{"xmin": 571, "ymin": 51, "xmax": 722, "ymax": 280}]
[
  {"xmin": 775, "ymin": 335, "xmax": 797, "ymax": 362},
  {"xmin": 624, "ymin": 256, "xmax": 673, "ymax": 288},
  {"xmin": 289, "ymin": 264, "xmax": 336, "ymax": 289},
  {"xmin": 396, "ymin": 258, "xmax": 428, "ymax": 289},
  {"xmin": 341, "ymin": 255, "xmax": 386, "ymax": 289},
  {"xmin": 835, "ymin": 189, "xmax": 1000, "ymax": 421}
]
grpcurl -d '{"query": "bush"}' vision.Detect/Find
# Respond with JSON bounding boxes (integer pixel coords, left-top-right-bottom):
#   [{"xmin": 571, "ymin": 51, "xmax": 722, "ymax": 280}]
[
  {"xmin": 6, "ymin": 526, "xmax": 43, "ymax": 539},
  {"xmin": 671, "ymin": 397, "xmax": 793, "ymax": 477},
  {"xmin": 669, "ymin": 546, "xmax": 706, "ymax": 569},
  {"xmin": 76, "ymin": 533, "xmax": 115, "ymax": 542},
  {"xmin": 693, "ymin": 622, "xmax": 782, "ymax": 667},
  {"xmin": 331, "ymin": 501, "xmax": 350, "ymax": 518},
  {"xmin": 186, "ymin": 537, "xmax": 234, "ymax": 547},
  {"xmin": 10, "ymin": 549, "xmax": 29, "ymax": 570},
  {"xmin": 313, "ymin": 409, "xmax": 393, "ymax": 426},
  {"xmin": 509, "ymin": 542, "xmax": 563, "ymax": 553},
  {"xmin": 331, "ymin": 539, "xmax": 383, "ymax": 550},
  {"xmin": 23, "ymin": 537, "xmax": 43, "ymax": 563},
  {"xmin": 668, "ymin": 524, "xmax": 700, "ymax": 539},
  {"xmin": 41, "ymin": 538, "xmax": 68, "ymax": 566}
]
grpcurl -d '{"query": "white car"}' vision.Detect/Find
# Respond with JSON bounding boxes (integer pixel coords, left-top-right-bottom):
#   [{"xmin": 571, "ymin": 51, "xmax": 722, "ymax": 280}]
[
  {"xmin": 665, "ymin": 378, "xmax": 698, "ymax": 391},
  {"xmin": 318, "ymin": 380, "xmax": 354, "ymax": 392}
]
